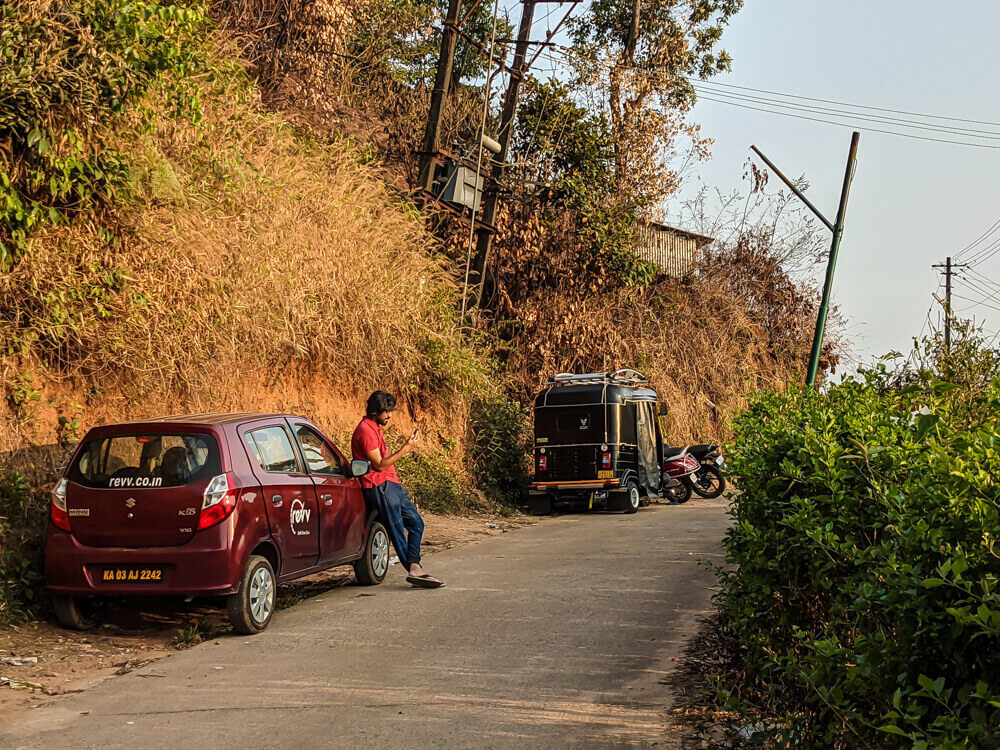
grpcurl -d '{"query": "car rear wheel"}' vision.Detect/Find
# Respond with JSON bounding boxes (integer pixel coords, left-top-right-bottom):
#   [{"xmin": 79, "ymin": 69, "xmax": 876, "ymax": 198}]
[
  {"xmin": 227, "ymin": 555, "xmax": 276, "ymax": 634},
  {"xmin": 622, "ymin": 480, "xmax": 641, "ymax": 514},
  {"xmin": 691, "ymin": 464, "xmax": 726, "ymax": 498},
  {"xmin": 354, "ymin": 521, "xmax": 390, "ymax": 585},
  {"xmin": 53, "ymin": 595, "xmax": 98, "ymax": 630}
]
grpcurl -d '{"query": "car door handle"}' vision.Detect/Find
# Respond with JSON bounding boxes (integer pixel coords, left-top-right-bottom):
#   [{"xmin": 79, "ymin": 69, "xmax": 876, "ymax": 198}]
[
  {"xmin": 271, "ymin": 495, "xmax": 283, "ymax": 507},
  {"xmin": 320, "ymin": 493, "xmax": 333, "ymax": 505}
]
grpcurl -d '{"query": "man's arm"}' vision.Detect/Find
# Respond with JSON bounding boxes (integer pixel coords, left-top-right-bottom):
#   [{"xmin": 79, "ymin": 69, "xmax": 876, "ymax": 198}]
[{"xmin": 365, "ymin": 430, "xmax": 419, "ymax": 472}]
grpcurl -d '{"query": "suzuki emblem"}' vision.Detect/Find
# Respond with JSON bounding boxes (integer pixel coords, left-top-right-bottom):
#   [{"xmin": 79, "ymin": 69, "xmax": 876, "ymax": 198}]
[{"xmin": 126, "ymin": 497, "xmax": 136, "ymax": 508}]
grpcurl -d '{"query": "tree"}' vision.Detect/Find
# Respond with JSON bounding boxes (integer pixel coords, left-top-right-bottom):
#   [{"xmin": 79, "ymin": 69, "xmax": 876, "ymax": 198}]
[{"xmin": 569, "ymin": 0, "xmax": 743, "ymax": 207}]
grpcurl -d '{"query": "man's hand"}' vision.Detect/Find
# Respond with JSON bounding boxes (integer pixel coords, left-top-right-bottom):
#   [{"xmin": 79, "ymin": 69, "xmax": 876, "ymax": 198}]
[{"xmin": 406, "ymin": 429, "xmax": 421, "ymax": 447}]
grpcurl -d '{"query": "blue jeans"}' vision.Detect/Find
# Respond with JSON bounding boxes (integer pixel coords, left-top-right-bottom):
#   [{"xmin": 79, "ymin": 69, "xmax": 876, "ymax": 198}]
[{"xmin": 363, "ymin": 481, "xmax": 424, "ymax": 571}]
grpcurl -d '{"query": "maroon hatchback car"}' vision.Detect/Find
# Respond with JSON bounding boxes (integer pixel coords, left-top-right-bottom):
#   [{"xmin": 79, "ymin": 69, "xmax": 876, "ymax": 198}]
[{"xmin": 46, "ymin": 413, "xmax": 391, "ymax": 633}]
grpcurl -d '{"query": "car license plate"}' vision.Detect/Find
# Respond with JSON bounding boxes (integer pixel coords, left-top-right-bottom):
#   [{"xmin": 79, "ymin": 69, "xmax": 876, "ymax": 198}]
[
  {"xmin": 597, "ymin": 470, "xmax": 614, "ymax": 479},
  {"xmin": 101, "ymin": 566, "xmax": 164, "ymax": 584}
]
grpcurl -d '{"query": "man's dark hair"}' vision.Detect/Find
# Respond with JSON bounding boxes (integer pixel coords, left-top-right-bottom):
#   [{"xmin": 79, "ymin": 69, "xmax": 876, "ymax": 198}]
[{"xmin": 366, "ymin": 390, "xmax": 397, "ymax": 417}]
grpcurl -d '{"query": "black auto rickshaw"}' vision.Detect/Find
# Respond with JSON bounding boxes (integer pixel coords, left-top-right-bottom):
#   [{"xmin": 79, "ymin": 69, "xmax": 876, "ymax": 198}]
[{"xmin": 527, "ymin": 370, "xmax": 665, "ymax": 515}]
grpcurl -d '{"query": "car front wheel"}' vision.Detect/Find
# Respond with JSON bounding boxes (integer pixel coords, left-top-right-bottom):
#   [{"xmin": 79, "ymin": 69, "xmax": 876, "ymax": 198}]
[
  {"xmin": 227, "ymin": 555, "xmax": 276, "ymax": 634},
  {"xmin": 354, "ymin": 521, "xmax": 390, "ymax": 585}
]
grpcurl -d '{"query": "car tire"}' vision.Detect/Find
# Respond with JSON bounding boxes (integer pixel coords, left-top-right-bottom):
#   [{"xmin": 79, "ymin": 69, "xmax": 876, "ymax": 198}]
[
  {"xmin": 622, "ymin": 480, "xmax": 641, "ymax": 514},
  {"xmin": 227, "ymin": 555, "xmax": 276, "ymax": 635},
  {"xmin": 353, "ymin": 521, "xmax": 390, "ymax": 586},
  {"xmin": 53, "ymin": 595, "xmax": 98, "ymax": 630},
  {"xmin": 691, "ymin": 464, "xmax": 726, "ymax": 498},
  {"xmin": 528, "ymin": 495, "xmax": 553, "ymax": 516}
]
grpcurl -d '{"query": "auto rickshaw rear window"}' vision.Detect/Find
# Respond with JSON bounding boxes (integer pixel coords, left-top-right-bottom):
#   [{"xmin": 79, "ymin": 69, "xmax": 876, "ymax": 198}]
[
  {"xmin": 536, "ymin": 407, "xmax": 602, "ymax": 442},
  {"xmin": 69, "ymin": 434, "xmax": 220, "ymax": 489}
]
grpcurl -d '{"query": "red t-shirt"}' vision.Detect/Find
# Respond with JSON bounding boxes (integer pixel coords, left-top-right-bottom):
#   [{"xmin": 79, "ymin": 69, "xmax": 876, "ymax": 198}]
[{"xmin": 351, "ymin": 417, "xmax": 400, "ymax": 489}]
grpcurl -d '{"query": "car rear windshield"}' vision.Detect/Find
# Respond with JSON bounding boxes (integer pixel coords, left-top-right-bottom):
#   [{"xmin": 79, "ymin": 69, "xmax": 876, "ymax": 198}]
[{"xmin": 69, "ymin": 433, "xmax": 221, "ymax": 489}]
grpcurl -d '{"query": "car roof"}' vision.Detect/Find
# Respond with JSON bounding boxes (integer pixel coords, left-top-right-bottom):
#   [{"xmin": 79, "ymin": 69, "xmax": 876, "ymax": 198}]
[{"xmin": 119, "ymin": 412, "xmax": 302, "ymax": 426}]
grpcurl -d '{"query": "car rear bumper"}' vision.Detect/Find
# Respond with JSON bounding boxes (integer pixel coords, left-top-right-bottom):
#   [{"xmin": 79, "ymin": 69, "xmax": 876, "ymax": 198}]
[{"xmin": 45, "ymin": 526, "xmax": 243, "ymax": 597}]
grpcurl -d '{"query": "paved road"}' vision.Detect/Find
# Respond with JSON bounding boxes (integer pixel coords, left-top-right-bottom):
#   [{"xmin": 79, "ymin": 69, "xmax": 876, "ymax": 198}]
[{"xmin": 2, "ymin": 500, "xmax": 727, "ymax": 749}]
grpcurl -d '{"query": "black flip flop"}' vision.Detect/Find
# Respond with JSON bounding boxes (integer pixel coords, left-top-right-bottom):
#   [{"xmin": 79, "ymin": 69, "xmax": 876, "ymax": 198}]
[{"xmin": 406, "ymin": 574, "xmax": 444, "ymax": 589}]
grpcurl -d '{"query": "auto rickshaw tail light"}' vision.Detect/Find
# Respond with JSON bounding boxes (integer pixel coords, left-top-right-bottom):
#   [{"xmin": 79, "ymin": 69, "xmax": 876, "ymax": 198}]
[
  {"xmin": 50, "ymin": 478, "xmax": 71, "ymax": 532},
  {"xmin": 601, "ymin": 452, "xmax": 611, "ymax": 469},
  {"xmin": 197, "ymin": 473, "xmax": 238, "ymax": 531},
  {"xmin": 538, "ymin": 455, "xmax": 547, "ymax": 471}
]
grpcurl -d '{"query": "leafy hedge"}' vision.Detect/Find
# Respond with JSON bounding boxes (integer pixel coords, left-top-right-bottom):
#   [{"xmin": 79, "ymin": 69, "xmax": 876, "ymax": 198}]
[{"xmin": 720, "ymin": 368, "xmax": 1000, "ymax": 747}]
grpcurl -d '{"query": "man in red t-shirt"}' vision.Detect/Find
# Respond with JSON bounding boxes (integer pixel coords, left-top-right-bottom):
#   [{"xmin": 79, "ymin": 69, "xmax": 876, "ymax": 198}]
[{"xmin": 351, "ymin": 391, "xmax": 443, "ymax": 588}]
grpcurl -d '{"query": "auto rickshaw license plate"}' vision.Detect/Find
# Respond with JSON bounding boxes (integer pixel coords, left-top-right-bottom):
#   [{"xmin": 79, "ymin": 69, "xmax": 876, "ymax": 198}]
[
  {"xmin": 101, "ymin": 566, "xmax": 164, "ymax": 583},
  {"xmin": 597, "ymin": 470, "xmax": 613, "ymax": 479}
]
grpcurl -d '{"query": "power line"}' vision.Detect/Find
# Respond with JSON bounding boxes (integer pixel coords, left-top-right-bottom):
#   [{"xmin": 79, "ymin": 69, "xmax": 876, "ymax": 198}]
[
  {"xmin": 951, "ymin": 292, "xmax": 1000, "ymax": 315},
  {"xmin": 953, "ymin": 217, "xmax": 1000, "ymax": 262},
  {"xmin": 957, "ymin": 273, "xmax": 1000, "ymax": 308},
  {"xmin": 688, "ymin": 83, "xmax": 1000, "ymax": 141},
  {"xmin": 966, "ymin": 267, "xmax": 1000, "ymax": 291},
  {"xmin": 689, "ymin": 78, "xmax": 1000, "ymax": 130},
  {"xmin": 692, "ymin": 94, "xmax": 1000, "ymax": 149},
  {"xmin": 962, "ymin": 236, "xmax": 1000, "ymax": 267},
  {"xmin": 542, "ymin": 45, "xmax": 1000, "ymax": 149}
]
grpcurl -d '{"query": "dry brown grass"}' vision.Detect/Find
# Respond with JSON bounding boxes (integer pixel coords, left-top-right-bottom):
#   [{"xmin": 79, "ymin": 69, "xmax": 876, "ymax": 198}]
[
  {"xmin": 0, "ymin": 56, "xmax": 484, "ymax": 453},
  {"xmin": 475, "ymin": 205, "xmax": 813, "ymax": 443}
]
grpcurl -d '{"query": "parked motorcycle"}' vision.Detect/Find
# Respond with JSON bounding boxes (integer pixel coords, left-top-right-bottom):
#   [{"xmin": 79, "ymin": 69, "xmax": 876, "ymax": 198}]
[
  {"xmin": 661, "ymin": 447, "xmax": 699, "ymax": 503},
  {"xmin": 687, "ymin": 443, "xmax": 727, "ymax": 498}
]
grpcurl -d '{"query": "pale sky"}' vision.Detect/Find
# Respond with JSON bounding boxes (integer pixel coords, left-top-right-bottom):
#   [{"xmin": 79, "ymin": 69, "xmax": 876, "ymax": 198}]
[{"xmin": 667, "ymin": 0, "xmax": 1000, "ymax": 364}]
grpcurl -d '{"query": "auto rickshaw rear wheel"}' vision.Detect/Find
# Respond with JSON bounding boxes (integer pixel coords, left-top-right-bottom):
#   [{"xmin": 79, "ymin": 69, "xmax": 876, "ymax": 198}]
[{"xmin": 622, "ymin": 480, "xmax": 641, "ymax": 514}]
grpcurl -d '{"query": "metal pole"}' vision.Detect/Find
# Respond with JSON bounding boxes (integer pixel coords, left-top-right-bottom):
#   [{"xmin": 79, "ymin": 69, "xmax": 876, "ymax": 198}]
[
  {"xmin": 418, "ymin": 0, "xmax": 463, "ymax": 193},
  {"xmin": 805, "ymin": 131, "xmax": 860, "ymax": 388}
]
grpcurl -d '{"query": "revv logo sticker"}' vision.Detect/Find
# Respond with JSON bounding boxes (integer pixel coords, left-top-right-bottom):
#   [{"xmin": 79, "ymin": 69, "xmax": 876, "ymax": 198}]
[{"xmin": 290, "ymin": 498, "xmax": 311, "ymax": 536}]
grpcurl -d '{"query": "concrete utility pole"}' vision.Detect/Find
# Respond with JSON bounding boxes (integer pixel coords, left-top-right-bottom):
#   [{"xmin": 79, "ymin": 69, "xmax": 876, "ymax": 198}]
[
  {"xmin": 933, "ymin": 256, "xmax": 969, "ymax": 353},
  {"xmin": 751, "ymin": 131, "xmax": 861, "ymax": 389},
  {"xmin": 417, "ymin": 0, "xmax": 463, "ymax": 193},
  {"xmin": 467, "ymin": 0, "xmax": 537, "ymax": 308}
]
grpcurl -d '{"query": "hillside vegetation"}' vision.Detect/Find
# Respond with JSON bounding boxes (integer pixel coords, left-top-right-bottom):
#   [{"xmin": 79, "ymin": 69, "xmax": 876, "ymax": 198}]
[{"xmin": 1, "ymin": 0, "xmax": 817, "ymax": 621}]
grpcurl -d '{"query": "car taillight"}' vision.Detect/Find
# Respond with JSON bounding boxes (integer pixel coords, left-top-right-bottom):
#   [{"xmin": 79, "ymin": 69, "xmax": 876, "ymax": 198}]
[
  {"xmin": 50, "ymin": 478, "xmax": 71, "ymax": 532},
  {"xmin": 538, "ymin": 454, "xmax": 547, "ymax": 471},
  {"xmin": 601, "ymin": 452, "xmax": 611, "ymax": 469},
  {"xmin": 197, "ymin": 473, "xmax": 238, "ymax": 531}
]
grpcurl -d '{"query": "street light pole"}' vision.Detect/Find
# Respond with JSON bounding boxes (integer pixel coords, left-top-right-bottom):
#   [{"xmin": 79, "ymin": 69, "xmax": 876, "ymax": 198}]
[{"xmin": 750, "ymin": 131, "xmax": 860, "ymax": 389}]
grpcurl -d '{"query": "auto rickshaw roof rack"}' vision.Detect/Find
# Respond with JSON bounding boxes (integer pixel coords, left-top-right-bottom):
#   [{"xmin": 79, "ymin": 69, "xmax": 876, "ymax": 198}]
[{"xmin": 548, "ymin": 370, "xmax": 650, "ymax": 387}]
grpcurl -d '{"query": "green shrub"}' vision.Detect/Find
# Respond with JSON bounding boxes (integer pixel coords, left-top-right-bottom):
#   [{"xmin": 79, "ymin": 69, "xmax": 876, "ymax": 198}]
[
  {"xmin": 469, "ymin": 395, "xmax": 530, "ymax": 505},
  {"xmin": 0, "ymin": 471, "xmax": 47, "ymax": 624},
  {"xmin": 719, "ymin": 367, "xmax": 1000, "ymax": 747},
  {"xmin": 396, "ymin": 450, "xmax": 476, "ymax": 514}
]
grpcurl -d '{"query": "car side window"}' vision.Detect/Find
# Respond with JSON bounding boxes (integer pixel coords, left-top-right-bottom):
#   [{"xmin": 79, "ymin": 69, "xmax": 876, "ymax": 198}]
[
  {"xmin": 245, "ymin": 426, "xmax": 301, "ymax": 474},
  {"xmin": 294, "ymin": 425, "xmax": 346, "ymax": 476}
]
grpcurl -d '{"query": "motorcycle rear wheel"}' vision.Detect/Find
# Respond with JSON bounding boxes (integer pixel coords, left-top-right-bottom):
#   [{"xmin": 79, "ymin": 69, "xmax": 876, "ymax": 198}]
[{"xmin": 692, "ymin": 464, "xmax": 726, "ymax": 499}]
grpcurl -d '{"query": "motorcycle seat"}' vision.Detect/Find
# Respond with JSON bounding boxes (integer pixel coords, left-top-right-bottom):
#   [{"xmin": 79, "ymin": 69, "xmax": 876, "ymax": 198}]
[
  {"xmin": 662, "ymin": 446, "xmax": 686, "ymax": 460},
  {"xmin": 688, "ymin": 443, "xmax": 717, "ymax": 459}
]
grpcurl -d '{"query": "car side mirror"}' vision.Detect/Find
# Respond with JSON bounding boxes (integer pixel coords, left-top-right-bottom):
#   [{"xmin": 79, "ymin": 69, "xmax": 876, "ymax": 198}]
[
  {"xmin": 657, "ymin": 403, "xmax": 668, "ymax": 416},
  {"xmin": 350, "ymin": 459, "xmax": 371, "ymax": 478}
]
